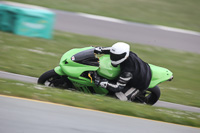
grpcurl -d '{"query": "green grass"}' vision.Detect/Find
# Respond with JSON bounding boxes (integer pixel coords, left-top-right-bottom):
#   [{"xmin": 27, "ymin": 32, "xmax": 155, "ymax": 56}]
[
  {"xmin": 8, "ymin": 0, "xmax": 200, "ymax": 32},
  {"xmin": 0, "ymin": 78, "xmax": 200, "ymax": 128},
  {"xmin": 0, "ymin": 31, "xmax": 200, "ymax": 107}
]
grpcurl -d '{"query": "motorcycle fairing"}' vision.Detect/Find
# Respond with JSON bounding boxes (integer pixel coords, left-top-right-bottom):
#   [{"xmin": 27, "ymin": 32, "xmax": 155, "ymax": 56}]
[
  {"xmin": 97, "ymin": 55, "xmax": 121, "ymax": 80},
  {"xmin": 149, "ymin": 64, "xmax": 173, "ymax": 88},
  {"xmin": 58, "ymin": 47, "xmax": 99, "ymax": 78},
  {"xmin": 68, "ymin": 77, "xmax": 109, "ymax": 94},
  {"xmin": 54, "ymin": 46, "xmax": 173, "ymax": 93},
  {"xmin": 54, "ymin": 47, "xmax": 109, "ymax": 94}
]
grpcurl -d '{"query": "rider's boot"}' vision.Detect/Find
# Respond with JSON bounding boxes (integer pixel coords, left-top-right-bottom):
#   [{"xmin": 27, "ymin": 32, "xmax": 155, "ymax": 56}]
[{"xmin": 115, "ymin": 87, "xmax": 140, "ymax": 101}]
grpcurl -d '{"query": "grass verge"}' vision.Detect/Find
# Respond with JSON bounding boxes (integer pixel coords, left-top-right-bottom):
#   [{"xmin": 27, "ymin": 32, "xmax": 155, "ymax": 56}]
[
  {"xmin": 0, "ymin": 31, "xmax": 200, "ymax": 107},
  {"xmin": 0, "ymin": 78, "xmax": 200, "ymax": 128},
  {"xmin": 7, "ymin": 0, "xmax": 200, "ymax": 32}
]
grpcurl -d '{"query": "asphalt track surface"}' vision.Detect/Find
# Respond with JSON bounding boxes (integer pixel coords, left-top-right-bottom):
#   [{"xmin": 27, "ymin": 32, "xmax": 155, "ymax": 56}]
[
  {"xmin": 0, "ymin": 71, "xmax": 200, "ymax": 113},
  {"xmin": 0, "ymin": 95, "xmax": 200, "ymax": 133},
  {"xmin": 52, "ymin": 9, "xmax": 200, "ymax": 54}
]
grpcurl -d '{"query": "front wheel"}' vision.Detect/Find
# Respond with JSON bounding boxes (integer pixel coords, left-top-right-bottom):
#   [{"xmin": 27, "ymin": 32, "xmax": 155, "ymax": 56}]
[
  {"xmin": 134, "ymin": 86, "xmax": 160, "ymax": 105},
  {"xmin": 38, "ymin": 69, "xmax": 73, "ymax": 89}
]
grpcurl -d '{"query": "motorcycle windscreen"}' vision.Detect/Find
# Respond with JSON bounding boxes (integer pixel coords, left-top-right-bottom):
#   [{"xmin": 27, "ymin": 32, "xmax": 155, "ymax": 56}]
[{"xmin": 59, "ymin": 47, "xmax": 99, "ymax": 78}]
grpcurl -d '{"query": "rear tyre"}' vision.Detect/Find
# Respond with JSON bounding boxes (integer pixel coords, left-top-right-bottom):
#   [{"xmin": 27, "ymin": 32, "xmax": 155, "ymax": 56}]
[
  {"xmin": 38, "ymin": 69, "xmax": 73, "ymax": 89},
  {"xmin": 145, "ymin": 86, "xmax": 160, "ymax": 105},
  {"xmin": 134, "ymin": 86, "xmax": 160, "ymax": 105}
]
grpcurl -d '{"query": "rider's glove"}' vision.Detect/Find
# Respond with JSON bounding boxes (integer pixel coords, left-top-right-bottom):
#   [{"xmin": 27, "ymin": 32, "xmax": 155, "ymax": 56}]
[
  {"xmin": 99, "ymin": 79, "xmax": 108, "ymax": 89},
  {"xmin": 94, "ymin": 47, "xmax": 103, "ymax": 54}
]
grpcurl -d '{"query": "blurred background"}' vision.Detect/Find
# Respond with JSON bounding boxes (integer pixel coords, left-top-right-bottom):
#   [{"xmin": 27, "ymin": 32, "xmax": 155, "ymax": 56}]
[{"xmin": 0, "ymin": 0, "xmax": 200, "ymax": 129}]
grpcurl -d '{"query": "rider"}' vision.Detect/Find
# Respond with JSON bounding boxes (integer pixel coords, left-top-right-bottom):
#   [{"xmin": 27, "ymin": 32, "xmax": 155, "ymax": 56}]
[{"xmin": 94, "ymin": 42, "xmax": 152, "ymax": 101}]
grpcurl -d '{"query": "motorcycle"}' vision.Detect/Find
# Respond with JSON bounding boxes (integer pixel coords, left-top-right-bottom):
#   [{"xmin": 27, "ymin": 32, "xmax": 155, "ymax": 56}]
[{"xmin": 38, "ymin": 47, "xmax": 173, "ymax": 105}]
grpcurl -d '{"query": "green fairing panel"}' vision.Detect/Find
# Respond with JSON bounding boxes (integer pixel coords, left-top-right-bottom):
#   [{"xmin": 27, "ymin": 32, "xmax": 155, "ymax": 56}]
[
  {"xmin": 59, "ymin": 47, "xmax": 98, "ymax": 78},
  {"xmin": 68, "ymin": 77, "xmax": 108, "ymax": 94},
  {"xmin": 55, "ymin": 46, "xmax": 108, "ymax": 94},
  {"xmin": 54, "ymin": 66, "xmax": 65, "ymax": 75},
  {"xmin": 97, "ymin": 55, "xmax": 120, "ymax": 80},
  {"xmin": 149, "ymin": 64, "xmax": 173, "ymax": 88}
]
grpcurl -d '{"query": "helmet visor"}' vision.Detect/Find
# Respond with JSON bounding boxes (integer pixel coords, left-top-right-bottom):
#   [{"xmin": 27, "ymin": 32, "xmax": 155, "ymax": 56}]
[{"xmin": 110, "ymin": 52, "xmax": 126, "ymax": 61}]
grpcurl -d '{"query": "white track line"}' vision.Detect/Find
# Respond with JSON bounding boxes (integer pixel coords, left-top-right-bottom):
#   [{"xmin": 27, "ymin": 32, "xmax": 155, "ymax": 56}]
[
  {"xmin": 154, "ymin": 25, "xmax": 200, "ymax": 36},
  {"xmin": 78, "ymin": 12, "xmax": 200, "ymax": 36},
  {"xmin": 77, "ymin": 13, "xmax": 127, "ymax": 24}
]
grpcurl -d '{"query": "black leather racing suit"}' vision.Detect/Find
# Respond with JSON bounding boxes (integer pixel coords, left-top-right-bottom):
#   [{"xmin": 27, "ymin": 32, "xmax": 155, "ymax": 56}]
[{"xmin": 94, "ymin": 47, "xmax": 152, "ymax": 93}]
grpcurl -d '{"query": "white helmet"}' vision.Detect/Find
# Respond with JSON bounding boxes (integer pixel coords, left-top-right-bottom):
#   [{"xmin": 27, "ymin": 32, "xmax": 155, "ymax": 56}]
[{"xmin": 110, "ymin": 42, "xmax": 130, "ymax": 66}]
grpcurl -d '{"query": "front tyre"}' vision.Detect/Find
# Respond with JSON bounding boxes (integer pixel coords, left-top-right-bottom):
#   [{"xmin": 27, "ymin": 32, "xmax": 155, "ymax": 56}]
[{"xmin": 38, "ymin": 69, "xmax": 72, "ymax": 89}]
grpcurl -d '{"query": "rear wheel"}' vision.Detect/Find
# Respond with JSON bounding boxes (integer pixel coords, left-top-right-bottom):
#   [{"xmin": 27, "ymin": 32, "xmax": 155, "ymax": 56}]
[
  {"xmin": 37, "ymin": 69, "xmax": 73, "ymax": 89},
  {"xmin": 134, "ymin": 86, "xmax": 160, "ymax": 105}
]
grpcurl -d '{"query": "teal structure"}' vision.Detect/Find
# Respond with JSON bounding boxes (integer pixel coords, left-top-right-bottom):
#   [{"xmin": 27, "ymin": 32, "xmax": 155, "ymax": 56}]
[{"xmin": 0, "ymin": 2, "xmax": 55, "ymax": 39}]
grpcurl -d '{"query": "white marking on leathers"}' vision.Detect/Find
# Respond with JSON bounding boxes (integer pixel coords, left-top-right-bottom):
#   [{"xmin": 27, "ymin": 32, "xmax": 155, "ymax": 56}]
[
  {"xmin": 125, "ymin": 88, "xmax": 136, "ymax": 96},
  {"xmin": 120, "ymin": 76, "xmax": 132, "ymax": 81},
  {"xmin": 131, "ymin": 90, "xmax": 140, "ymax": 99}
]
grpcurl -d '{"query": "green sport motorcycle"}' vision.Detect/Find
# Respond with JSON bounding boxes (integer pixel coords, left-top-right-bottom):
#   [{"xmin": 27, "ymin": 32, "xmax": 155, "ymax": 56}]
[{"xmin": 38, "ymin": 47, "xmax": 173, "ymax": 105}]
